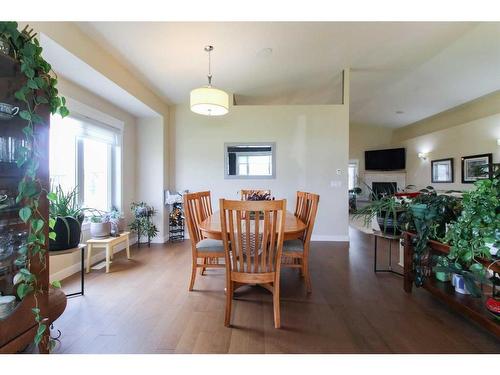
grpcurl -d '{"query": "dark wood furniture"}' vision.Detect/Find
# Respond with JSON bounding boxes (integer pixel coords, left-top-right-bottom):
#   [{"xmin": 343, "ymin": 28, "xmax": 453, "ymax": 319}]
[
  {"xmin": 0, "ymin": 53, "xmax": 51, "ymax": 353},
  {"xmin": 403, "ymin": 231, "xmax": 500, "ymax": 339}
]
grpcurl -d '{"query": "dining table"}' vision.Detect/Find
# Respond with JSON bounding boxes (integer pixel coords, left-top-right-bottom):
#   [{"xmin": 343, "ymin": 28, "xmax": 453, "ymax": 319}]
[{"xmin": 199, "ymin": 210, "xmax": 307, "ymax": 241}]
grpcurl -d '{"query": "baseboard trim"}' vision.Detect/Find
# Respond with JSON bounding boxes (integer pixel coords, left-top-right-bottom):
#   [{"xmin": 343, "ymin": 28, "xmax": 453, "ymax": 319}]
[
  {"xmin": 311, "ymin": 235, "xmax": 349, "ymax": 242},
  {"xmin": 49, "ymin": 238, "xmax": 137, "ymax": 282}
]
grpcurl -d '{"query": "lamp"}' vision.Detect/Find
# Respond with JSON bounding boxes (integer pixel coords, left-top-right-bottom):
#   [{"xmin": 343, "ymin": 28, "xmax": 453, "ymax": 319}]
[
  {"xmin": 418, "ymin": 152, "xmax": 428, "ymax": 160},
  {"xmin": 190, "ymin": 46, "xmax": 229, "ymax": 116}
]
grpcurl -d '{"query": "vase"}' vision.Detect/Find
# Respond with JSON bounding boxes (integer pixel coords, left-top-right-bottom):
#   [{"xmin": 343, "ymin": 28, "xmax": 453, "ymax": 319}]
[
  {"xmin": 49, "ymin": 216, "xmax": 83, "ymax": 251},
  {"xmin": 452, "ymin": 273, "xmax": 470, "ymax": 295}
]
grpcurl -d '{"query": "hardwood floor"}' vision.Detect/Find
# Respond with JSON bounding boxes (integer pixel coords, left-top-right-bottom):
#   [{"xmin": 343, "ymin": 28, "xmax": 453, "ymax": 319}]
[{"xmin": 52, "ymin": 228, "xmax": 500, "ymax": 354}]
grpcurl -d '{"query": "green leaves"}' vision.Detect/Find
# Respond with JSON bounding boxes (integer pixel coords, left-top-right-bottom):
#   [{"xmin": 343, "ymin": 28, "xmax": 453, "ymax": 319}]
[
  {"xmin": 34, "ymin": 323, "xmax": 46, "ymax": 346},
  {"xmin": 51, "ymin": 280, "xmax": 62, "ymax": 288},
  {"xmin": 19, "ymin": 206, "xmax": 32, "ymax": 223},
  {"xmin": 16, "ymin": 282, "xmax": 34, "ymax": 299},
  {"xmin": 31, "ymin": 218, "xmax": 44, "ymax": 233}
]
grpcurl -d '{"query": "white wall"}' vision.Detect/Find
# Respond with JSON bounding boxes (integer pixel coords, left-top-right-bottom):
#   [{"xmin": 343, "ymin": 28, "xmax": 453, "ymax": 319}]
[
  {"xmin": 397, "ymin": 113, "xmax": 500, "ymax": 191},
  {"xmin": 136, "ymin": 117, "xmax": 168, "ymax": 242},
  {"xmin": 171, "ymin": 104, "xmax": 350, "ymax": 241}
]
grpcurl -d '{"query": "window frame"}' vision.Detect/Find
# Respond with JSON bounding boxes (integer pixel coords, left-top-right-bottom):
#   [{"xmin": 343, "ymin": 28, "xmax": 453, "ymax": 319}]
[
  {"xmin": 224, "ymin": 142, "xmax": 276, "ymax": 179},
  {"xmin": 50, "ymin": 97, "xmax": 124, "ymax": 216}
]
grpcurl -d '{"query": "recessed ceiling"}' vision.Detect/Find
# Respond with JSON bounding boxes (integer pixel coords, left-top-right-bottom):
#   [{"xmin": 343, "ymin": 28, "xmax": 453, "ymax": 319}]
[{"xmin": 75, "ymin": 22, "xmax": 500, "ymax": 128}]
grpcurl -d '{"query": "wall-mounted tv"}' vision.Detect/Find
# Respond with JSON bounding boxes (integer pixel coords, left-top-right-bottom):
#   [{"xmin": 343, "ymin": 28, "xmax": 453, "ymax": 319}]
[{"xmin": 365, "ymin": 148, "xmax": 406, "ymax": 171}]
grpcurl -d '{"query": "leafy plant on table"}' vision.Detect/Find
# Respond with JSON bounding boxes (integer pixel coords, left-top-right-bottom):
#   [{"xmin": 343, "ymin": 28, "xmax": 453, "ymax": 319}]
[
  {"xmin": 352, "ymin": 183, "xmax": 408, "ymax": 235},
  {"xmin": 0, "ymin": 21, "xmax": 69, "ymax": 351},
  {"xmin": 439, "ymin": 174, "xmax": 500, "ymax": 297}
]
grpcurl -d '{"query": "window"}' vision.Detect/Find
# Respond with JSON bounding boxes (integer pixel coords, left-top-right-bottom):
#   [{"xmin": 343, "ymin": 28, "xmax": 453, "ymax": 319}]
[
  {"xmin": 49, "ymin": 113, "xmax": 121, "ymax": 213},
  {"xmin": 225, "ymin": 143, "xmax": 276, "ymax": 179},
  {"xmin": 348, "ymin": 160, "xmax": 359, "ymax": 190}
]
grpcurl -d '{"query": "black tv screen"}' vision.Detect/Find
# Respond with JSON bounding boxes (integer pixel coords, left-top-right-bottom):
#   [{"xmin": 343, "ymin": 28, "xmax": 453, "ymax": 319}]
[{"xmin": 365, "ymin": 148, "xmax": 406, "ymax": 171}]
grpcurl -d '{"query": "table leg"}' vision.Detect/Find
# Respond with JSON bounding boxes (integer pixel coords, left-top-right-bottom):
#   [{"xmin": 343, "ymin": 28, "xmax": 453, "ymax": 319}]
[
  {"xmin": 86, "ymin": 243, "xmax": 92, "ymax": 273},
  {"xmin": 81, "ymin": 246, "xmax": 85, "ymax": 295},
  {"xmin": 106, "ymin": 244, "xmax": 111, "ymax": 273},
  {"xmin": 126, "ymin": 235, "xmax": 131, "ymax": 260},
  {"xmin": 110, "ymin": 244, "xmax": 114, "ymax": 260},
  {"xmin": 374, "ymin": 235, "xmax": 378, "ymax": 273}
]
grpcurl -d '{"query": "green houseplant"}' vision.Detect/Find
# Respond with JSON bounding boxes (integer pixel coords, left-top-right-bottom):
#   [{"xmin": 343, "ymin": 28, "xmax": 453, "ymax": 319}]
[
  {"xmin": 0, "ymin": 21, "xmax": 69, "ymax": 350},
  {"xmin": 353, "ymin": 190, "xmax": 407, "ymax": 235},
  {"xmin": 129, "ymin": 202, "xmax": 158, "ymax": 247},
  {"xmin": 439, "ymin": 173, "xmax": 499, "ymax": 297},
  {"xmin": 89, "ymin": 212, "xmax": 111, "ymax": 238},
  {"xmin": 48, "ymin": 185, "xmax": 85, "ymax": 251}
]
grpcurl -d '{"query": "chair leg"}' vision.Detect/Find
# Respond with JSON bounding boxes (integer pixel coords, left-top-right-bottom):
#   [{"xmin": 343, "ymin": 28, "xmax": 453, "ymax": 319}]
[
  {"xmin": 273, "ymin": 280, "xmax": 281, "ymax": 329},
  {"xmin": 303, "ymin": 260, "xmax": 312, "ymax": 294},
  {"xmin": 200, "ymin": 257, "xmax": 207, "ymax": 275},
  {"xmin": 189, "ymin": 257, "xmax": 197, "ymax": 291},
  {"xmin": 224, "ymin": 281, "xmax": 233, "ymax": 327}
]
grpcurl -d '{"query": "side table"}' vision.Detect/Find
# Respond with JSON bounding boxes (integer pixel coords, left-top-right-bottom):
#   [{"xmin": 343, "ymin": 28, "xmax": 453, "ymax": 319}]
[
  {"xmin": 373, "ymin": 230, "xmax": 403, "ymax": 277},
  {"xmin": 86, "ymin": 232, "xmax": 131, "ymax": 273},
  {"xmin": 49, "ymin": 244, "xmax": 86, "ymax": 298}
]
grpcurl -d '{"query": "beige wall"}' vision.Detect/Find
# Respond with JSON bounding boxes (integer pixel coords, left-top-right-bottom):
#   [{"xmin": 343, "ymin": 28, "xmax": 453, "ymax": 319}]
[
  {"xmin": 171, "ymin": 104, "xmax": 350, "ymax": 240},
  {"xmin": 396, "ymin": 113, "xmax": 500, "ymax": 191},
  {"xmin": 49, "ymin": 78, "xmax": 139, "ymax": 281},
  {"xmin": 349, "ymin": 123, "xmax": 395, "ymax": 176}
]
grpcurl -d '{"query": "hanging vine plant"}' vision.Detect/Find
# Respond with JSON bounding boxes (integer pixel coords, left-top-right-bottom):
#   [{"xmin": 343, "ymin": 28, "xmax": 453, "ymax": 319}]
[{"xmin": 0, "ymin": 21, "xmax": 69, "ymax": 350}]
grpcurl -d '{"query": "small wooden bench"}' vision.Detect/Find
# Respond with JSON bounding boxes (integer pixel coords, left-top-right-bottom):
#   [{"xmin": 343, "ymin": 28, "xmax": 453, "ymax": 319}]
[{"xmin": 86, "ymin": 232, "xmax": 131, "ymax": 273}]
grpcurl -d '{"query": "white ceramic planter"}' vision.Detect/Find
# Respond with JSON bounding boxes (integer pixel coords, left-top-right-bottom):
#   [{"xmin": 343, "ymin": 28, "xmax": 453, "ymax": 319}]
[{"xmin": 90, "ymin": 222, "xmax": 111, "ymax": 238}]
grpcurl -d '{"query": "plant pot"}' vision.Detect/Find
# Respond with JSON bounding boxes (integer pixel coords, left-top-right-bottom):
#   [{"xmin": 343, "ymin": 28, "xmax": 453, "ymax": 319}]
[
  {"xmin": 49, "ymin": 216, "xmax": 83, "ymax": 251},
  {"xmin": 452, "ymin": 273, "xmax": 470, "ymax": 295},
  {"xmin": 90, "ymin": 222, "xmax": 111, "ymax": 238},
  {"xmin": 376, "ymin": 210, "xmax": 404, "ymax": 235},
  {"xmin": 435, "ymin": 271, "xmax": 450, "ymax": 282},
  {"xmin": 110, "ymin": 218, "xmax": 126, "ymax": 234}
]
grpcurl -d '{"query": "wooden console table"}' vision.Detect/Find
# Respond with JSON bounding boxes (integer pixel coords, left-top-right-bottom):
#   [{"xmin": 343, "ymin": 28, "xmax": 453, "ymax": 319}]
[
  {"xmin": 86, "ymin": 232, "xmax": 131, "ymax": 273},
  {"xmin": 403, "ymin": 232, "xmax": 500, "ymax": 338}
]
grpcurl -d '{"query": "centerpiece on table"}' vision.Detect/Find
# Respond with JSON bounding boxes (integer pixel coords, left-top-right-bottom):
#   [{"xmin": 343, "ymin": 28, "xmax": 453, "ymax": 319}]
[{"xmin": 245, "ymin": 191, "xmax": 274, "ymax": 219}]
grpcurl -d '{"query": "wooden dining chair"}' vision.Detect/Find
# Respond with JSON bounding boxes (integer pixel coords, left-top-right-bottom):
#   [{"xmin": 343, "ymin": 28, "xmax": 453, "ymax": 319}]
[
  {"xmin": 184, "ymin": 191, "xmax": 225, "ymax": 291},
  {"xmin": 240, "ymin": 189, "xmax": 271, "ymax": 200},
  {"xmin": 282, "ymin": 191, "xmax": 320, "ymax": 293},
  {"xmin": 220, "ymin": 199, "xmax": 286, "ymax": 328}
]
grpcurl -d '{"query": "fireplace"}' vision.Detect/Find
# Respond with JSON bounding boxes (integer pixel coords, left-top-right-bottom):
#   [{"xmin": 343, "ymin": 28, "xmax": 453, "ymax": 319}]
[{"xmin": 372, "ymin": 182, "xmax": 397, "ymax": 199}]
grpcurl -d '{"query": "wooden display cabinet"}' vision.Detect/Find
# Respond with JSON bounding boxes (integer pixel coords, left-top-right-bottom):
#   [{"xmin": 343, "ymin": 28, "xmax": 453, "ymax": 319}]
[{"xmin": 0, "ymin": 53, "xmax": 50, "ymax": 353}]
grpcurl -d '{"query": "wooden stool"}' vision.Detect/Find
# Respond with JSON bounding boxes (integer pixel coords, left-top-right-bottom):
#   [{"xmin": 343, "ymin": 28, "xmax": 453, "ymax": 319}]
[{"xmin": 86, "ymin": 232, "xmax": 131, "ymax": 273}]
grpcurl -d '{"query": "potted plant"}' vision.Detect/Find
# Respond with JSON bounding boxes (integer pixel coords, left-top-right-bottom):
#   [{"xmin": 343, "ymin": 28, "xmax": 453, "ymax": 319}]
[
  {"xmin": 89, "ymin": 212, "xmax": 111, "ymax": 238},
  {"xmin": 129, "ymin": 202, "xmax": 158, "ymax": 247},
  {"xmin": 353, "ymin": 191, "xmax": 407, "ymax": 235},
  {"xmin": 440, "ymin": 174, "xmax": 499, "ymax": 296},
  {"xmin": 435, "ymin": 256, "xmax": 451, "ymax": 282},
  {"xmin": 108, "ymin": 207, "xmax": 125, "ymax": 235},
  {"xmin": 49, "ymin": 185, "xmax": 85, "ymax": 251}
]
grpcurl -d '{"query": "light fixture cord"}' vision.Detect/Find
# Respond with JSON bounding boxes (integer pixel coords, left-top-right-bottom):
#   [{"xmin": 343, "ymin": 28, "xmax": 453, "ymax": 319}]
[{"xmin": 207, "ymin": 48, "xmax": 212, "ymax": 86}]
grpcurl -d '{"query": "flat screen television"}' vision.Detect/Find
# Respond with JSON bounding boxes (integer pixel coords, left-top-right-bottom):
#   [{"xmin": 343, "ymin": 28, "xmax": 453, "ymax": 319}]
[{"xmin": 365, "ymin": 148, "xmax": 406, "ymax": 171}]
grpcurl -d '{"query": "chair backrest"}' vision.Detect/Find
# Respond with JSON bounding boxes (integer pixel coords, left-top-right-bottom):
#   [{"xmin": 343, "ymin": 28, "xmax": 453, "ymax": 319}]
[
  {"xmin": 219, "ymin": 199, "xmax": 286, "ymax": 274},
  {"xmin": 183, "ymin": 191, "xmax": 213, "ymax": 244},
  {"xmin": 294, "ymin": 191, "xmax": 320, "ymax": 243},
  {"xmin": 240, "ymin": 189, "xmax": 271, "ymax": 200}
]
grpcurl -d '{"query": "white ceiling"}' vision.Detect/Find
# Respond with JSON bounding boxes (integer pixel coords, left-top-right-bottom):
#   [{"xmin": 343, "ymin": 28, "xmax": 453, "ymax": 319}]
[{"xmin": 76, "ymin": 22, "xmax": 500, "ymax": 128}]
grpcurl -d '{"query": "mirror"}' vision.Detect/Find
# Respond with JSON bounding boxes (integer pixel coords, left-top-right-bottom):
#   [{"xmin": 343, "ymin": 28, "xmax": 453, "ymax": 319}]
[{"xmin": 224, "ymin": 142, "xmax": 276, "ymax": 179}]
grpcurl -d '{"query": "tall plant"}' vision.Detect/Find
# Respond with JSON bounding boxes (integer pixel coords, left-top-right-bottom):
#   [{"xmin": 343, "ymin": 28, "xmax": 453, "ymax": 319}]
[{"xmin": 0, "ymin": 22, "xmax": 69, "ymax": 350}]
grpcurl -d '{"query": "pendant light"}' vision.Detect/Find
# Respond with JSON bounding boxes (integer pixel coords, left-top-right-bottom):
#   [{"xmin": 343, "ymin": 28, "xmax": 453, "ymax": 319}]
[{"xmin": 190, "ymin": 45, "xmax": 229, "ymax": 116}]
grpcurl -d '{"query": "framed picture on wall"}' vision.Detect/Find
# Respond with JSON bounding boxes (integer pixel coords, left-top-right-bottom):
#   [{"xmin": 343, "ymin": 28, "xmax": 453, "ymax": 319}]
[
  {"xmin": 461, "ymin": 153, "xmax": 493, "ymax": 183},
  {"xmin": 431, "ymin": 158, "xmax": 454, "ymax": 183}
]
